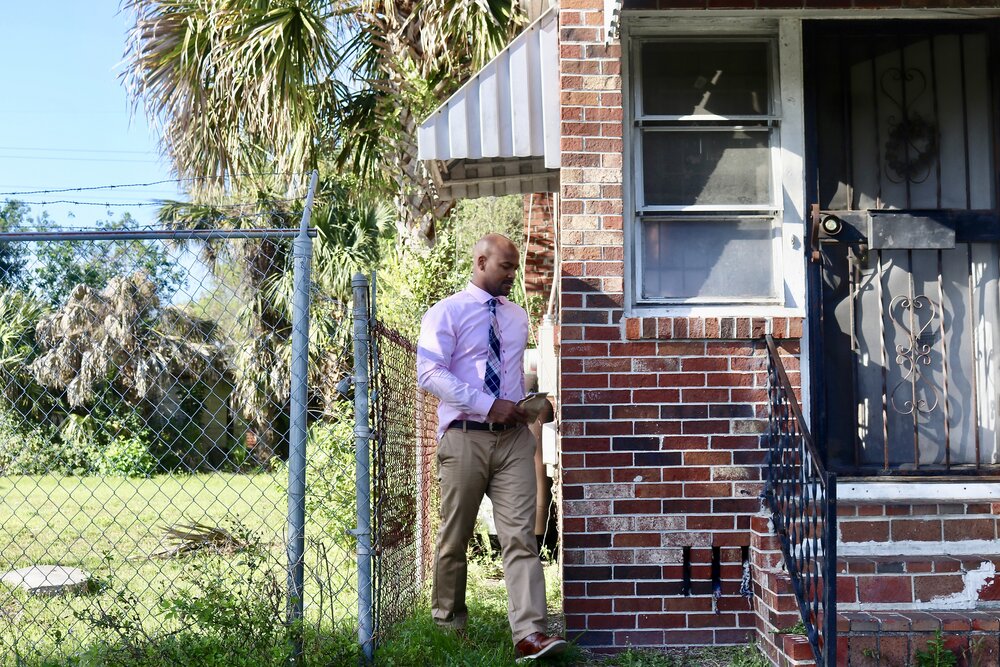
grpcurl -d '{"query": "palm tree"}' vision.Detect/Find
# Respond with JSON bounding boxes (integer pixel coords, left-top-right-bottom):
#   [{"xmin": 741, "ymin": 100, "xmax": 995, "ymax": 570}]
[
  {"xmin": 122, "ymin": 0, "xmax": 524, "ymax": 239},
  {"xmin": 122, "ymin": 1, "xmax": 340, "ymax": 191},
  {"xmin": 0, "ymin": 288, "xmax": 50, "ymax": 421},
  {"xmin": 122, "ymin": 0, "xmax": 520, "ymax": 458},
  {"xmin": 154, "ymin": 182, "xmax": 392, "ymax": 462},
  {"xmin": 29, "ymin": 273, "xmax": 225, "ymax": 409}
]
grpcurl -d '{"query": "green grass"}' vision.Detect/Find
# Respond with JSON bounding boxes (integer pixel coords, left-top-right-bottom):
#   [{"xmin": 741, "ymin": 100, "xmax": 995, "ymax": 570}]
[
  {"xmin": 0, "ymin": 473, "xmax": 286, "ymax": 569},
  {"xmin": 1, "ymin": 475, "xmax": 767, "ymax": 666},
  {"xmin": 377, "ymin": 560, "xmax": 768, "ymax": 667},
  {"xmin": 0, "ymin": 473, "xmax": 359, "ymax": 666},
  {"xmin": 593, "ymin": 645, "xmax": 770, "ymax": 667},
  {"xmin": 376, "ymin": 559, "xmax": 579, "ymax": 667}
]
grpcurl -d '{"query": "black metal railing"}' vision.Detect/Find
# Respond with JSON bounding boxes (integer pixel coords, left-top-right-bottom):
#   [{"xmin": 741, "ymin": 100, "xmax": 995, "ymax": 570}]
[{"xmin": 764, "ymin": 335, "xmax": 837, "ymax": 667}]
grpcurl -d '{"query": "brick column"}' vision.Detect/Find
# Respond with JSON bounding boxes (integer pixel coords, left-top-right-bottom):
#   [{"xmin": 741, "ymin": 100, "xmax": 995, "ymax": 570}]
[
  {"xmin": 752, "ymin": 513, "xmax": 807, "ymax": 665},
  {"xmin": 559, "ymin": 0, "xmax": 629, "ymax": 648}
]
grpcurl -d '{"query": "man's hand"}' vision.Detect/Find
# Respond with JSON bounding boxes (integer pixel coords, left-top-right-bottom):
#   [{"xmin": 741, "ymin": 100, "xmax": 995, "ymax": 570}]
[{"xmin": 487, "ymin": 399, "xmax": 529, "ymax": 425}]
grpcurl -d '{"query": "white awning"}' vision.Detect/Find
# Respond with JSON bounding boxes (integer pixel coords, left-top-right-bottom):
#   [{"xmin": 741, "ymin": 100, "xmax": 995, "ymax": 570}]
[{"xmin": 418, "ymin": 7, "xmax": 560, "ymax": 199}]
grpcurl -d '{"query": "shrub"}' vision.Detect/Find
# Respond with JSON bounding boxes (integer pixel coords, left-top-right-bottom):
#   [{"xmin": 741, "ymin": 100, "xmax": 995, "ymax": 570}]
[
  {"xmin": 299, "ymin": 401, "xmax": 357, "ymax": 549},
  {"xmin": 96, "ymin": 433, "xmax": 156, "ymax": 478},
  {"xmin": 0, "ymin": 403, "xmax": 158, "ymax": 477},
  {"xmin": 0, "ymin": 411, "xmax": 64, "ymax": 475},
  {"xmin": 60, "ymin": 409, "xmax": 158, "ymax": 478}
]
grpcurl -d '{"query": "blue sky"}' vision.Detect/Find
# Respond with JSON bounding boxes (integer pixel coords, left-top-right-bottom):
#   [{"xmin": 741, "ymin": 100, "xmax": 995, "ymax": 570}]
[{"xmin": 0, "ymin": 2, "xmax": 181, "ymax": 228}]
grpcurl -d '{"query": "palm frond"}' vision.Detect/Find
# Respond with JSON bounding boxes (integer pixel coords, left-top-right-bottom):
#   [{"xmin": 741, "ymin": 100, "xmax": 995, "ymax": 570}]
[
  {"xmin": 123, "ymin": 0, "xmax": 341, "ymax": 192},
  {"xmin": 29, "ymin": 273, "xmax": 225, "ymax": 407},
  {"xmin": 148, "ymin": 520, "xmax": 251, "ymax": 558}
]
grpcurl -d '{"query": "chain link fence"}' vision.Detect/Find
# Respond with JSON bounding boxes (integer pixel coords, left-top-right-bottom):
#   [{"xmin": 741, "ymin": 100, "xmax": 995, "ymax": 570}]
[
  {"xmin": 0, "ymin": 223, "xmax": 376, "ymax": 666},
  {"xmin": 369, "ymin": 316, "xmax": 439, "ymax": 644}
]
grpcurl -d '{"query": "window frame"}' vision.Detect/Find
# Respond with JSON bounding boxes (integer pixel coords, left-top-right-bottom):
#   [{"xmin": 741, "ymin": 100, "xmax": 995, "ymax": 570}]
[{"xmin": 628, "ymin": 33, "xmax": 786, "ymax": 306}]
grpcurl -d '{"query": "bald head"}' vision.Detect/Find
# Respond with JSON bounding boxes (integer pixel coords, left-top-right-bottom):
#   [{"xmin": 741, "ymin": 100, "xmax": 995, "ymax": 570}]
[
  {"xmin": 472, "ymin": 234, "xmax": 520, "ymax": 297},
  {"xmin": 474, "ymin": 234, "xmax": 517, "ymax": 262}
]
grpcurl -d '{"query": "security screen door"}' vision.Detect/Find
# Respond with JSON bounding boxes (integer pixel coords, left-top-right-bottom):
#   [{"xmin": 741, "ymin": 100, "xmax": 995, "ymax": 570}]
[{"xmin": 808, "ymin": 21, "xmax": 1000, "ymax": 475}]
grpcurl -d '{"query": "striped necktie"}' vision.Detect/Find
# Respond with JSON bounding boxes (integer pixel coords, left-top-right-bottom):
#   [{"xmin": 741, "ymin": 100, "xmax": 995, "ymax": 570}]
[{"xmin": 484, "ymin": 298, "xmax": 502, "ymax": 398}]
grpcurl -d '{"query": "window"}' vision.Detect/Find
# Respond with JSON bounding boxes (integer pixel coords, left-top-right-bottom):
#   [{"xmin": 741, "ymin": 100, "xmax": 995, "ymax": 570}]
[{"xmin": 631, "ymin": 39, "xmax": 781, "ymax": 303}]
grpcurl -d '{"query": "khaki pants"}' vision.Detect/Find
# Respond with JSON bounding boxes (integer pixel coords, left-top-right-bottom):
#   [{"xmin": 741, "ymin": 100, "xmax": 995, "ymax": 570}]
[{"xmin": 431, "ymin": 424, "xmax": 547, "ymax": 643}]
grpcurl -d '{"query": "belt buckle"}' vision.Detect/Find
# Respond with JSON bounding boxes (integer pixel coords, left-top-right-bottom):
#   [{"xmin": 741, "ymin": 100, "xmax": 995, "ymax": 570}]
[{"xmin": 488, "ymin": 422, "xmax": 500, "ymax": 432}]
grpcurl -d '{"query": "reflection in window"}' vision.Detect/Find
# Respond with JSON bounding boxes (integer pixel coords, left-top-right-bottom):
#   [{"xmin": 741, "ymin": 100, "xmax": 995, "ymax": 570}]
[
  {"xmin": 640, "ymin": 42, "xmax": 770, "ymax": 116},
  {"xmin": 642, "ymin": 130, "xmax": 771, "ymax": 206},
  {"xmin": 642, "ymin": 219, "xmax": 774, "ymax": 299}
]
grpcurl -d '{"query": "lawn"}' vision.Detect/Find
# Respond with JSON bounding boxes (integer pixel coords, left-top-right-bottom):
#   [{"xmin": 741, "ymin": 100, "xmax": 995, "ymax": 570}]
[
  {"xmin": 376, "ymin": 560, "xmax": 769, "ymax": 667},
  {"xmin": 0, "ymin": 473, "xmax": 359, "ymax": 666},
  {"xmin": 0, "ymin": 474, "xmax": 768, "ymax": 666}
]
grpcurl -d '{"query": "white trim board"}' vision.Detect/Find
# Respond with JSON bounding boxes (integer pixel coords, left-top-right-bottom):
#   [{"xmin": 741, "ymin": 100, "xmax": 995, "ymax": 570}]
[
  {"xmin": 622, "ymin": 9, "xmax": 1000, "ymax": 25},
  {"xmin": 838, "ymin": 539, "xmax": 1000, "ymax": 557},
  {"xmin": 838, "ymin": 481, "xmax": 1000, "ymax": 503}
]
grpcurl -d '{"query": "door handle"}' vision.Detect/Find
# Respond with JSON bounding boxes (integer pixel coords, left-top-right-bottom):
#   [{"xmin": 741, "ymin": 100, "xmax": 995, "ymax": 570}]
[{"xmin": 809, "ymin": 204, "xmax": 847, "ymax": 262}]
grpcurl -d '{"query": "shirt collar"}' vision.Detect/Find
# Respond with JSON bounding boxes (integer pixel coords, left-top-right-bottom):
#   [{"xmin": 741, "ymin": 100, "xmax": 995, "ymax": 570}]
[{"xmin": 465, "ymin": 282, "xmax": 506, "ymax": 305}]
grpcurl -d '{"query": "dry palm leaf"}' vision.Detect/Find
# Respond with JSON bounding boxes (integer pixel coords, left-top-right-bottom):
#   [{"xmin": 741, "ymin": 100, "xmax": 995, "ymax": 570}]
[{"xmin": 148, "ymin": 521, "xmax": 250, "ymax": 559}]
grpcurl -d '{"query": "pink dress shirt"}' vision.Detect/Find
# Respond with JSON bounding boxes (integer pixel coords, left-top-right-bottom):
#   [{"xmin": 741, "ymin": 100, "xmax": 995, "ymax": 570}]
[{"xmin": 417, "ymin": 282, "xmax": 529, "ymax": 439}]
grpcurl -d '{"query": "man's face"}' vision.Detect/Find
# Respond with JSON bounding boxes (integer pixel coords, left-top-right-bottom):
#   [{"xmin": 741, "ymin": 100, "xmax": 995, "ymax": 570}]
[{"xmin": 477, "ymin": 244, "xmax": 520, "ymax": 297}]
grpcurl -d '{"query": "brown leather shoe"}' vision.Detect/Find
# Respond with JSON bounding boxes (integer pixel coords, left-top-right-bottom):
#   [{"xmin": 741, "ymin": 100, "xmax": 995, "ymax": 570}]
[{"xmin": 514, "ymin": 632, "xmax": 567, "ymax": 662}]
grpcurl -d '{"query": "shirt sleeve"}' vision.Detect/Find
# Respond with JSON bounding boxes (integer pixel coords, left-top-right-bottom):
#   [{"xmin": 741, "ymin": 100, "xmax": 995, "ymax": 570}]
[{"xmin": 416, "ymin": 302, "xmax": 496, "ymax": 419}]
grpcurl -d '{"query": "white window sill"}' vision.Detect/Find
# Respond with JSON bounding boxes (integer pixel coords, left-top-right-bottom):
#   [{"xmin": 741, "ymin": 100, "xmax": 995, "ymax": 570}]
[{"xmin": 624, "ymin": 305, "xmax": 805, "ymax": 319}]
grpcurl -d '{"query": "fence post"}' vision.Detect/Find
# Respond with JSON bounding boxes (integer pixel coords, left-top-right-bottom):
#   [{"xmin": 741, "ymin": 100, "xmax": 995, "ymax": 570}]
[
  {"xmin": 353, "ymin": 272, "xmax": 375, "ymax": 663},
  {"xmin": 287, "ymin": 170, "xmax": 317, "ymax": 662}
]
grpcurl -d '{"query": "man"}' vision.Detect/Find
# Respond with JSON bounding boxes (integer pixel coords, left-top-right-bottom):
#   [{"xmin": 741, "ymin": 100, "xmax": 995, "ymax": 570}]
[{"xmin": 417, "ymin": 234, "xmax": 567, "ymax": 662}]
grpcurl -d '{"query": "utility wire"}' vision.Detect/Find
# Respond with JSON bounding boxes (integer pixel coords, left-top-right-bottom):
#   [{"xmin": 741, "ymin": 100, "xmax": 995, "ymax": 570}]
[
  {"xmin": 1, "ymin": 180, "xmax": 192, "ymax": 196},
  {"xmin": 0, "ymin": 145, "xmax": 155, "ymax": 155},
  {"xmin": 16, "ymin": 200, "xmax": 176, "ymax": 207},
  {"xmin": 16, "ymin": 197, "xmax": 307, "ymax": 208},
  {"xmin": 0, "ymin": 154, "xmax": 159, "ymax": 164},
  {"xmin": 0, "ymin": 172, "xmax": 310, "ymax": 197},
  {"xmin": 0, "ymin": 178, "xmax": 182, "ymax": 197}
]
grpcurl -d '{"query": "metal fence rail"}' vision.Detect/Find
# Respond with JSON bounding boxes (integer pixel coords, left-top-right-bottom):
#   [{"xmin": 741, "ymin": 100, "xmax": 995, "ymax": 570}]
[{"xmin": 764, "ymin": 335, "xmax": 838, "ymax": 667}]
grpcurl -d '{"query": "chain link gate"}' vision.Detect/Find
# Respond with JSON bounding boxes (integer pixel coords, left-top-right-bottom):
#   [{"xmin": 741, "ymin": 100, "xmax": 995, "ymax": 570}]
[
  {"xmin": 0, "ymin": 201, "xmax": 377, "ymax": 664},
  {"xmin": 351, "ymin": 273, "xmax": 440, "ymax": 662}
]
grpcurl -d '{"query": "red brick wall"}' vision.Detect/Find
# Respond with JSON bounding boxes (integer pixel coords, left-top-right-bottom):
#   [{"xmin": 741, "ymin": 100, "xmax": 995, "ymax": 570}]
[
  {"xmin": 558, "ymin": 329, "xmax": 800, "ymax": 648},
  {"xmin": 557, "ymin": 0, "xmax": 806, "ymax": 651},
  {"xmin": 838, "ymin": 502, "xmax": 1000, "ymax": 611},
  {"xmin": 557, "ymin": 0, "xmax": 1000, "ymax": 655},
  {"xmin": 751, "ymin": 514, "xmax": 813, "ymax": 666},
  {"xmin": 523, "ymin": 193, "xmax": 556, "ymax": 301}
]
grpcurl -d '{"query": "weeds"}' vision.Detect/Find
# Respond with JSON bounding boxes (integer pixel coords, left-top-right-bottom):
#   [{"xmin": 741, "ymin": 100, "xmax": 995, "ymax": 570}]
[
  {"xmin": 148, "ymin": 520, "xmax": 253, "ymax": 559},
  {"xmin": 598, "ymin": 644, "xmax": 768, "ymax": 667},
  {"xmin": 7, "ymin": 521, "xmax": 355, "ymax": 667},
  {"xmin": 776, "ymin": 620, "xmax": 806, "ymax": 635},
  {"xmin": 915, "ymin": 630, "xmax": 959, "ymax": 667}
]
